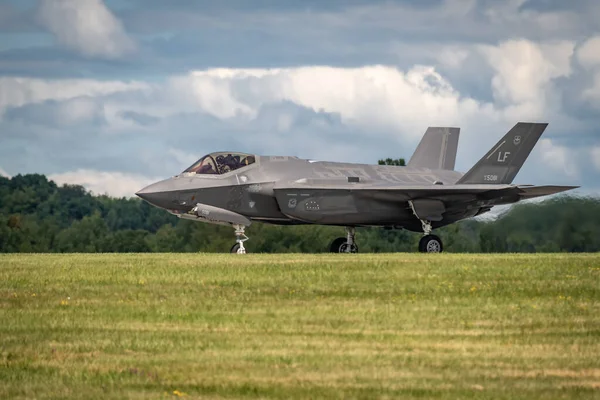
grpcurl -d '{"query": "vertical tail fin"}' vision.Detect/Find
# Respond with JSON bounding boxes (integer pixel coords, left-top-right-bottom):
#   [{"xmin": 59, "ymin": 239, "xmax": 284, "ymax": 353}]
[
  {"xmin": 457, "ymin": 122, "xmax": 547, "ymax": 184},
  {"xmin": 407, "ymin": 127, "xmax": 460, "ymax": 170}
]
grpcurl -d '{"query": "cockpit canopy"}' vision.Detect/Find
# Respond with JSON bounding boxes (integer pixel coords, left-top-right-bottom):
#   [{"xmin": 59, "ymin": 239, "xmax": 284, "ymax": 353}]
[{"xmin": 183, "ymin": 152, "xmax": 256, "ymax": 175}]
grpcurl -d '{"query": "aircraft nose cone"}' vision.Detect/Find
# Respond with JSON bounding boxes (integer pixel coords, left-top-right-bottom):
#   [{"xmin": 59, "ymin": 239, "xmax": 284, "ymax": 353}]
[
  {"xmin": 135, "ymin": 183, "xmax": 154, "ymax": 200},
  {"xmin": 135, "ymin": 179, "xmax": 174, "ymax": 208},
  {"xmin": 135, "ymin": 191, "xmax": 149, "ymax": 201},
  {"xmin": 135, "ymin": 188, "xmax": 157, "ymax": 206}
]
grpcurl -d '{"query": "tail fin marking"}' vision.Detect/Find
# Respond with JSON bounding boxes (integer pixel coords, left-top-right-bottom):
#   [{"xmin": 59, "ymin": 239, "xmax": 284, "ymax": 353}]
[{"xmin": 457, "ymin": 122, "xmax": 547, "ymax": 185}]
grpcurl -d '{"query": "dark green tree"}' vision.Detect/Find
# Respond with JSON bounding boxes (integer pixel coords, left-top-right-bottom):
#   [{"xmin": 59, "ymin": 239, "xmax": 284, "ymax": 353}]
[{"xmin": 378, "ymin": 158, "xmax": 406, "ymax": 166}]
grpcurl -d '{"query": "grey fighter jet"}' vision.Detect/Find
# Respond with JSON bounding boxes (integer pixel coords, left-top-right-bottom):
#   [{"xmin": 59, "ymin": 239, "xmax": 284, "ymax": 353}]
[{"xmin": 136, "ymin": 123, "xmax": 577, "ymax": 253}]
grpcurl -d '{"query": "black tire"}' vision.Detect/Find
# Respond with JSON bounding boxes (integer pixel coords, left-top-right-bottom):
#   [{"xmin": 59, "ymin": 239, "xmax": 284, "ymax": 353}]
[
  {"xmin": 329, "ymin": 237, "xmax": 358, "ymax": 253},
  {"xmin": 230, "ymin": 243, "xmax": 247, "ymax": 254},
  {"xmin": 340, "ymin": 243, "xmax": 359, "ymax": 253},
  {"xmin": 329, "ymin": 237, "xmax": 347, "ymax": 253},
  {"xmin": 419, "ymin": 235, "xmax": 443, "ymax": 253}
]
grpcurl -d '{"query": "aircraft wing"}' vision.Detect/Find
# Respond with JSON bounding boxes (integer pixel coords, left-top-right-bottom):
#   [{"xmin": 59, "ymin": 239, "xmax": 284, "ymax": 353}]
[
  {"xmin": 515, "ymin": 185, "xmax": 579, "ymax": 199},
  {"xmin": 274, "ymin": 179, "xmax": 577, "ymax": 200},
  {"xmin": 354, "ymin": 183, "xmax": 578, "ymax": 201},
  {"xmin": 273, "ymin": 179, "xmax": 577, "ymax": 223}
]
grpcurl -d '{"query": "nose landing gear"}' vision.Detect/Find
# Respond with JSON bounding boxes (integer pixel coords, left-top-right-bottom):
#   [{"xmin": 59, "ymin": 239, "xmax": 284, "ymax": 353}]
[
  {"xmin": 230, "ymin": 224, "xmax": 249, "ymax": 254},
  {"xmin": 329, "ymin": 227, "xmax": 358, "ymax": 253}
]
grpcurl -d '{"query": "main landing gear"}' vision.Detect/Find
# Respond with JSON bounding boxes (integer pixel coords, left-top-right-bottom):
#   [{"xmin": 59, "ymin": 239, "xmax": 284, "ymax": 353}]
[
  {"xmin": 414, "ymin": 214, "xmax": 443, "ymax": 253},
  {"xmin": 230, "ymin": 224, "xmax": 249, "ymax": 254},
  {"xmin": 329, "ymin": 227, "xmax": 358, "ymax": 253},
  {"xmin": 228, "ymin": 219, "xmax": 443, "ymax": 254}
]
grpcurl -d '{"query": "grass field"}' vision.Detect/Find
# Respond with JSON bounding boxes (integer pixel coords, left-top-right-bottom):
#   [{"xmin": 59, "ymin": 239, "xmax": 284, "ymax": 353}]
[{"xmin": 1, "ymin": 254, "xmax": 599, "ymax": 399}]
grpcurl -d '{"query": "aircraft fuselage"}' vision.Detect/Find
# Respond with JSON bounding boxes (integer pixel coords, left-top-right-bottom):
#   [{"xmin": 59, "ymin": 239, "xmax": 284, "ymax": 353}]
[
  {"xmin": 137, "ymin": 155, "xmax": 494, "ymax": 232},
  {"xmin": 137, "ymin": 123, "xmax": 578, "ymax": 253}
]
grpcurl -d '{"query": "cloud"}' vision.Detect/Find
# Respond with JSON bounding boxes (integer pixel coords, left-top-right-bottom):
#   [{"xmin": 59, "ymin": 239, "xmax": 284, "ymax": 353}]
[
  {"xmin": 0, "ymin": 0, "xmax": 598, "ymax": 199},
  {"xmin": 166, "ymin": 148, "xmax": 197, "ymax": 169},
  {"xmin": 175, "ymin": 65, "xmax": 486, "ymax": 139},
  {"xmin": 0, "ymin": 3, "xmax": 38, "ymax": 33},
  {"xmin": 574, "ymin": 37, "xmax": 600, "ymax": 110},
  {"xmin": 177, "ymin": 42, "xmax": 576, "ymax": 135},
  {"xmin": 537, "ymin": 138, "xmax": 579, "ymax": 178},
  {"xmin": 0, "ymin": 167, "xmax": 10, "ymax": 178},
  {"xmin": 577, "ymin": 36, "xmax": 600, "ymax": 70},
  {"xmin": 479, "ymin": 40, "xmax": 574, "ymax": 118},
  {"xmin": 37, "ymin": 0, "xmax": 136, "ymax": 59},
  {"xmin": 592, "ymin": 147, "xmax": 600, "ymax": 172},
  {"xmin": 4, "ymin": 1, "xmax": 598, "ymax": 83},
  {"xmin": 118, "ymin": 111, "xmax": 160, "ymax": 127},
  {"xmin": 5, "ymin": 97, "xmax": 106, "ymax": 128},
  {"xmin": 125, "ymin": 0, "xmax": 594, "ymax": 42},
  {"xmin": 581, "ymin": 71, "xmax": 600, "ymax": 109},
  {"xmin": 436, "ymin": 46, "xmax": 471, "ymax": 70},
  {"xmin": 0, "ymin": 58, "xmax": 597, "ymax": 193},
  {"xmin": 0, "ymin": 77, "xmax": 150, "ymax": 114},
  {"xmin": 48, "ymin": 169, "xmax": 159, "ymax": 198},
  {"xmin": 163, "ymin": 53, "xmax": 578, "ymax": 170}
]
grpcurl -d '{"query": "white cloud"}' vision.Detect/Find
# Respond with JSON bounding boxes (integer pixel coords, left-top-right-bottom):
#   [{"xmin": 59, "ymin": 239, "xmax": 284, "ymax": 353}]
[
  {"xmin": 6, "ymin": 96, "xmax": 106, "ymax": 128},
  {"xmin": 48, "ymin": 169, "xmax": 159, "ymax": 198},
  {"xmin": 482, "ymin": 0, "xmax": 583, "ymax": 37},
  {"xmin": 0, "ymin": 167, "xmax": 10, "ymax": 178},
  {"xmin": 537, "ymin": 138, "xmax": 579, "ymax": 178},
  {"xmin": 3, "ymin": 61, "xmax": 581, "ymax": 173},
  {"xmin": 0, "ymin": 53, "xmax": 574, "ymax": 142},
  {"xmin": 479, "ymin": 40, "xmax": 574, "ymax": 118},
  {"xmin": 178, "ymin": 65, "xmax": 488, "ymax": 139},
  {"xmin": 581, "ymin": 71, "xmax": 600, "ymax": 108},
  {"xmin": 168, "ymin": 72, "xmax": 256, "ymax": 120},
  {"xmin": 0, "ymin": 77, "xmax": 150, "ymax": 114},
  {"xmin": 56, "ymin": 97, "xmax": 104, "ymax": 126},
  {"xmin": 178, "ymin": 47, "xmax": 576, "ymax": 138},
  {"xmin": 576, "ymin": 37, "xmax": 600, "ymax": 109},
  {"xmin": 164, "ymin": 60, "xmax": 578, "ymax": 172},
  {"xmin": 436, "ymin": 46, "xmax": 470, "ymax": 69},
  {"xmin": 577, "ymin": 36, "xmax": 600, "ymax": 70},
  {"xmin": 37, "ymin": 0, "xmax": 136, "ymax": 59}
]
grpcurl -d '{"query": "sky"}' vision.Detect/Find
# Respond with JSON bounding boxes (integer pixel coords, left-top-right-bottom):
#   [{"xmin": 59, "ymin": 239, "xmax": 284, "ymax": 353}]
[{"xmin": 0, "ymin": 0, "xmax": 599, "ymax": 197}]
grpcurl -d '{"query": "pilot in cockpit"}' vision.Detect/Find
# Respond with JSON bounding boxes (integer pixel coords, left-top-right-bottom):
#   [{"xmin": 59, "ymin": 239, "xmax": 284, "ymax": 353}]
[
  {"xmin": 185, "ymin": 157, "xmax": 217, "ymax": 174},
  {"xmin": 197, "ymin": 163, "xmax": 215, "ymax": 174},
  {"xmin": 183, "ymin": 153, "xmax": 255, "ymax": 175}
]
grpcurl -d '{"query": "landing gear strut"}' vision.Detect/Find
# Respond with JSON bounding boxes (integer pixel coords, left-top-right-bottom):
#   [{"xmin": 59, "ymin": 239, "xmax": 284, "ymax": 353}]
[
  {"xmin": 230, "ymin": 224, "xmax": 249, "ymax": 254},
  {"xmin": 409, "ymin": 200, "xmax": 443, "ymax": 253},
  {"xmin": 329, "ymin": 227, "xmax": 358, "ymax": 253}
]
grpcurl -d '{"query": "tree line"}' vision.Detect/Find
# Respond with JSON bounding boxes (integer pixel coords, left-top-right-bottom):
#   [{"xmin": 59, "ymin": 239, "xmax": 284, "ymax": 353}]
[{"xmin": 0, "ymin": 173, "xmax": 598, "ymax": 253}]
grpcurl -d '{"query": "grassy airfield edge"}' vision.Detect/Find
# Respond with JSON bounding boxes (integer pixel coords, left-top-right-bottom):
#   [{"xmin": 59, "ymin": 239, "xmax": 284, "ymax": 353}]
[{"xmin": 1, "ymin": 253, "xmax": 599, "ymax": 399}]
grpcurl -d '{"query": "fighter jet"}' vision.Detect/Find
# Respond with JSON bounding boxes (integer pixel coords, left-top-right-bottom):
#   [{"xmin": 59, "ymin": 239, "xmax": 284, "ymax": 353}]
[{"xmin": 136, "ymin": 122, "xmax": 577, "ymax": 253}]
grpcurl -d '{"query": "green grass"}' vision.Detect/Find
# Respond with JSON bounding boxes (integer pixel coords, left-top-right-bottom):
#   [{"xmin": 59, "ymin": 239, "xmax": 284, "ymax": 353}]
[{"xmin": 1, "ymin": 254, "xmax": 599, "ymax": 399}]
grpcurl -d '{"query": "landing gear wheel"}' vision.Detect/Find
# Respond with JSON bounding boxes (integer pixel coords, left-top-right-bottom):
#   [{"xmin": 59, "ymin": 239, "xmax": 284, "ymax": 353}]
[
  {"xmin": 330, "ymin": 237, "xmax": 347, "ymax": 253},
  {"xmin": 340, "ymin": 242, "xmax": 359, "ymax": 253},
  {"xmin": 329, "ymin": 237, "xmax": 359, "ymax": 253},
  {"xmin": 419, "ymin": 235, "xmax": 443, "ymax": 253},
  {"xmin": 230, "ymin": 243, "xmax": 247, "ymax": 254}
]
